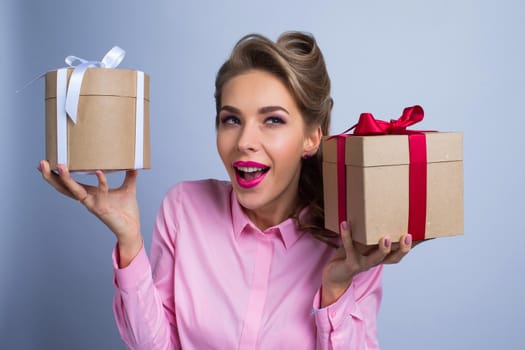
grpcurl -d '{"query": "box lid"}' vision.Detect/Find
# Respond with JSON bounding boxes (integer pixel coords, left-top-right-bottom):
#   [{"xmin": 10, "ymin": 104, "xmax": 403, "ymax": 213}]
[
  {"xmin": 45, "ymin": 68, "xmax": 150, "ymax": 100},
  {"xmin": 323, "ymin": 132, "xmax": 463, "ymax": 166}
]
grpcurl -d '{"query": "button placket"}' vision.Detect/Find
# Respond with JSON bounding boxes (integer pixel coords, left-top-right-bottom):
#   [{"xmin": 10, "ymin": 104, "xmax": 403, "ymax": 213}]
[{"xmin": 238, "ymin": 239, "xmax": 273, "ymax": 349}]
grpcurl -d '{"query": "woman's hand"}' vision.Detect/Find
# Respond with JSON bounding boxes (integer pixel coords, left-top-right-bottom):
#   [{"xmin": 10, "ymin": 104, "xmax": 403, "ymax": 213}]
[
  {"xmin": 38, "ymin": 160, "xmax": 142, "ymax": 267},
  {"xmin": 321, "ymin": 221, "xmax": 414, "ymax": 307}
]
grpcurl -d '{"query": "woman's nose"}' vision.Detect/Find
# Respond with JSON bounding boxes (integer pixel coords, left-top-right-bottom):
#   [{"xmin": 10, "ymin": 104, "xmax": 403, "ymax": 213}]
[{"xmin": 237, "ymin": 123, "xmax": 259, "ymax": 153}]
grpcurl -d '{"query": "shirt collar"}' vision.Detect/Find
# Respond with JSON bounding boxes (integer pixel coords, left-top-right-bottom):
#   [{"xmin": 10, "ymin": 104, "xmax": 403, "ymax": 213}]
[{"xmin": 230, "ymin": 187, "xmax": 306, "ymax": 250}]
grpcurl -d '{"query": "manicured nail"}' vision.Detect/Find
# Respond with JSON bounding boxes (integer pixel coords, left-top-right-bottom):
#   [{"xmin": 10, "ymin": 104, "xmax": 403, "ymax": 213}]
[
  {"xmin": 56, "ymin": 165, "xmax": 62, "ymax": 175},
  {"xmin": 405, "ymin": 234, "xmax": 412, "ymax": 245},
  {"xmin": 384, "ymin": 237, "xmax": 391, "ymax": 248},
  {"xmin": 341, "ymin": 221, "xmax": 348, "ymax": 231},
  {"xmin": 37, "ymin": 161, "xmax": 42, "ymax": 171}
]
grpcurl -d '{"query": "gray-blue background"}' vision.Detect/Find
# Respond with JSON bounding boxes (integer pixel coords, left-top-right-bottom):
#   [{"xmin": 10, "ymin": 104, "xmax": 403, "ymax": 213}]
[{"xmin": 2, "ymin": 0, "xmax": 523, "ymax": 349}]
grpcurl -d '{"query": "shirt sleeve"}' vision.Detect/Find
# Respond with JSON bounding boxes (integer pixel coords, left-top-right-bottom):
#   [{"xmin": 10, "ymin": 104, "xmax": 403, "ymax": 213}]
[
  {"xmin": 313, "ymin": 264, "xmax": 383, "ymax": 350},
  {"xmin": 112, "ymin": 187, "xmax": 180, "ymax": 350}
]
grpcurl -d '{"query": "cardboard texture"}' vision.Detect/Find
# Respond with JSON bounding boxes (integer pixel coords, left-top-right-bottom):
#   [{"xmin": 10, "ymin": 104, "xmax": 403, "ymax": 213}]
[
  {"xmin": 45, "ymin": 68, "xmax": 150, "ymax": 171},
  {"xmin": 323, "ymin": 132, "xmax": 463, "ymax": 245}
]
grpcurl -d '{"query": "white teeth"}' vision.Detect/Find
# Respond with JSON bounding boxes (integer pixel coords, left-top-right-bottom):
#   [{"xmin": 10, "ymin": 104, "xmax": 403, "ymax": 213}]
[{"xmin": 236, "ymin": 166, "xmax": 263, "ymax": 173}]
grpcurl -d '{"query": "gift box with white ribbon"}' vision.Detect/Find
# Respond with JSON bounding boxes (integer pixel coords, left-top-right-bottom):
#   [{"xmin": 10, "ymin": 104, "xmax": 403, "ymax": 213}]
[{"xmin": 44, "ymin": 47, "xmax": 150, "ymax": 171}]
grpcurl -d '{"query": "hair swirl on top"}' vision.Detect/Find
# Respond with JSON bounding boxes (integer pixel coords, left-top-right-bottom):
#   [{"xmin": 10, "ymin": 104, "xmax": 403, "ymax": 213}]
[{"xmin": 215, "ymin": 31, "xmax": 338, "ymax": 246}]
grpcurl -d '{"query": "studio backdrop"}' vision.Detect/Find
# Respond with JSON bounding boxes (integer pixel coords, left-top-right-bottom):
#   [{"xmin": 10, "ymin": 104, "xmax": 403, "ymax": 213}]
[{"xmin": 2, "ymin": 1, "xmax": 524, "ymax": 349}]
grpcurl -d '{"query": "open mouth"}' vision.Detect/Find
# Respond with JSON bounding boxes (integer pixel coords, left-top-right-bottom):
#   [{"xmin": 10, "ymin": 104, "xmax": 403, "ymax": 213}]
[
  {"xmin": 235, "ymin": 166, "xmax": 270, "ymax": 181},
  {"xmin": 233, "ymin": 161, "xmax": 270, "ymax": 188}
]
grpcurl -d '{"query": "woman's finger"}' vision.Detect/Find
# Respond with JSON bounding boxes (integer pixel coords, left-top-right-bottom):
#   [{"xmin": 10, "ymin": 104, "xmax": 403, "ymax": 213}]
[
  {"xmin": 39, "ymin": 160, "xmax": 76, "ymax": 198},
  {"xmin": 121, "ymin": 170, "xmax": 138, "ymax": 191},
  {"xmin": 95, "ymin": 170, "xmax": 108, "ymax": 193},
  {"xmin": 383, "ymin": 234, "xmax": 412, "ymax": 264},
  {"xmin": 339, "ymin": 221, "xmax": 355, "ymax": 253},
  {"xmin": 361, "ymin": 236, "xmax": 392, "ymax": 269},
  {"xmin": 55, "ymin": 164, "xmax": 91, "ymax": 202}
]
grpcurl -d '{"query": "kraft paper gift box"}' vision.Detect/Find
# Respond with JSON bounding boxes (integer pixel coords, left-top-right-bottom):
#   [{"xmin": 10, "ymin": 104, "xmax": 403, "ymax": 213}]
[
  {"xmin": 44, "ymin": 48, "xmax": 150, "ymax": 172},
  {"xmin": 322, "ymin": 106, "xmax": 463, "ymax": 246}
]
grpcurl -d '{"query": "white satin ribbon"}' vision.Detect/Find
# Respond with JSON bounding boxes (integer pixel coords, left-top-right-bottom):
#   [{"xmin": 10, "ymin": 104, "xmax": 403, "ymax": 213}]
[
  {"xmin": 64, "ymin": 46, "xmax": 125, "ymax": 123},
  {"xmin": 134, "ymin": 71, "xmax": 145, "ymax": 169},
  {"xmin": 56, "ymin": 69, "xmax": 68, "ymax": 165}
]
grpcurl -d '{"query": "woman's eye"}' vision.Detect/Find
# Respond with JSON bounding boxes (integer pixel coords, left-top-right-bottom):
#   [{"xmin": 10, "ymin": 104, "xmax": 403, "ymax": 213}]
[
  {"xmin": 265, "ymin": 116, "xmax": 285, "ymax": 125},
  {"xmin": 220, "ymin": 115, "xmax": 240, "ymax": 125}
]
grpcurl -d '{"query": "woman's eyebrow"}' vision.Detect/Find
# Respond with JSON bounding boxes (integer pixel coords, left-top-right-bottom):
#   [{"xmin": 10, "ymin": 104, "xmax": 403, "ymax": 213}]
[
  {"xmin": 259, "ymin": 106, "xmax": 289, "ymax": 114},
  {"xmin": 219, "ymin": 105, "xmax": 241, "ymax": 114},
  {"xmin": 220, "ymin": 105, "xmax": 290, "ymax": 115}
]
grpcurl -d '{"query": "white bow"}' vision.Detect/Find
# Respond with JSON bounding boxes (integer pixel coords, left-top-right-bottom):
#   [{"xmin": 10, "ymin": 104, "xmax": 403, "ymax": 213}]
[{"xmin": 64, "ymin": 46, "xmax": 125, "ymax": 123}]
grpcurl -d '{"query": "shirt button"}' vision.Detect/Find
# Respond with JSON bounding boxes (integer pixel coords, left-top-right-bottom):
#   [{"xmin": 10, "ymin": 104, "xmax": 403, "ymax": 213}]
[{"xmin": 330, "ymin": 311, "xmax": 337, "ymax": 318}]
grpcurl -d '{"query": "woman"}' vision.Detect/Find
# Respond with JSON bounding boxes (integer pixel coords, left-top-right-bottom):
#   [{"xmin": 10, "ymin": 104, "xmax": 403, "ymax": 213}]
[{"xmin": 39, "ymin": 31, "xmax": 414, "ymax": 349}]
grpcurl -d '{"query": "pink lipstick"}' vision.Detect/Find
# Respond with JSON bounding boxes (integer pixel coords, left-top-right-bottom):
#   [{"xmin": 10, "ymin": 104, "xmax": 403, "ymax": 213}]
[{"xmin": 233, "ymin": 161, "xmax": 270, "ymax": 189}]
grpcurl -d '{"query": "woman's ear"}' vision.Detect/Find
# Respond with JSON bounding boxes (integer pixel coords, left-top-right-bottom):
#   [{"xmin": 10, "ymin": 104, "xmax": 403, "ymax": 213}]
[{"xmin": 303, "ymin": 126, "xmax": 323, "ymax": 156}]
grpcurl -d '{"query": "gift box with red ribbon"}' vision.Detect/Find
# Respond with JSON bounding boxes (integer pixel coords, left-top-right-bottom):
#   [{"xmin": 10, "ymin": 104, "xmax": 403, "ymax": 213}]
[{"xmin": 322, "ymin": 106, "xmax": 463, "ymax": 245}]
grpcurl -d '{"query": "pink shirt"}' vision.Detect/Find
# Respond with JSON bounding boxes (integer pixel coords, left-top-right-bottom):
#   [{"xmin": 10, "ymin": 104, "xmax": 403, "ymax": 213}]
[{"xmin": 113, "ymin": 180, "xmax": 383, "ymax": 349}]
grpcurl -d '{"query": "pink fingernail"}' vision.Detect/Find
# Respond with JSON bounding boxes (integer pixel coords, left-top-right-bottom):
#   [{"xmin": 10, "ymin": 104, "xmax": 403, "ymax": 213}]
[
  {"xmin": 341, "ymin": 221, "xmax": 348, "ymax": 230},
  {"xmin": 384, "ymin": 237, "xmax": 391, "ymax": 248},
  {"xmin": 405, "ymin": 234, "xmax": 412, "ymax": 245}
]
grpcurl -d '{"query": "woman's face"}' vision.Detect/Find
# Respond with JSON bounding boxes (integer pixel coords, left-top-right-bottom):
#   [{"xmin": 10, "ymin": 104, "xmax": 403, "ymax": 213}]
[{"xmin": 217, "ymin": 69, "xmax": 321, "ymax": 229}]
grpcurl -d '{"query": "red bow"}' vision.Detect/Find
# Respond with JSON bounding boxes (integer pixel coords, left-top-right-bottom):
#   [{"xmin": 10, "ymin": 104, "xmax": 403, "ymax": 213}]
[
  {"xmin": 345, "ymin": 105, "xmax": 424, "ymax": 136},
  {"xmin": 332, "ymin": 105, "xmax": 428, "ymax": 241}
]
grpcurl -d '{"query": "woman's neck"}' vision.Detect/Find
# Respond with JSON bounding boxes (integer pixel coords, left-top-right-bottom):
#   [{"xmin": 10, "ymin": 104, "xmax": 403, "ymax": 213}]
[{"xmin": 242, "ymin": 195, "xmax": 298, "ymax": 231}]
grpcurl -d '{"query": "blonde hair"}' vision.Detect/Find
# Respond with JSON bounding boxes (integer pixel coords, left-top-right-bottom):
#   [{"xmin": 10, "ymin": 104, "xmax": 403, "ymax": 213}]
[{"xmin": 215, "ymin": 31, "xmax": 338, "ymax": 246}]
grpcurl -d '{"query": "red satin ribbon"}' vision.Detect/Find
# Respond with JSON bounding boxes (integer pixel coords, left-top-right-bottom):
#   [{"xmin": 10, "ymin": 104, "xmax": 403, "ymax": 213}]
[
  {"xmin": 407, "ymin": 133, "xmax": 427, "ymax": 240},
  {"xmin": 333, "ymin": 105, "xmax": 428, "ymax": 241},
  {"xmin": 336, "ymin": 135, "xmax": 349, "ymax": 225}
]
